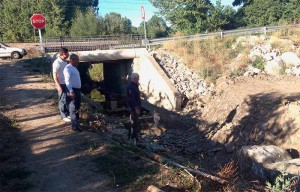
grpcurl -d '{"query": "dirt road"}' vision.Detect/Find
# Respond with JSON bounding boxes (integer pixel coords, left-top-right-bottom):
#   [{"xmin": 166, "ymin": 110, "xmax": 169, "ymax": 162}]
[{"xmin": 0, "ymin": 60, "xmax": 116, "ymax": 192}]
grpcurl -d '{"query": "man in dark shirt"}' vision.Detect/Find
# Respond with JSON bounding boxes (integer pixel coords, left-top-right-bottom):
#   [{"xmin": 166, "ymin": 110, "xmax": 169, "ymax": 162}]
[{"xmin": 127, "ymin": 73, "xmax": 141, "ymax": 144}]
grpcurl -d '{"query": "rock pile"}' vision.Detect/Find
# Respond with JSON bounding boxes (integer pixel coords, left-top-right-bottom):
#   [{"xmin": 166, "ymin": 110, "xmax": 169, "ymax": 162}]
[
  {"xmin": 149, "ymin": 50, "xmax": 213, "ymax": 114},
  {"xmin": 233, "ymin": 36, "xmax": 300, "ymax": 76}
]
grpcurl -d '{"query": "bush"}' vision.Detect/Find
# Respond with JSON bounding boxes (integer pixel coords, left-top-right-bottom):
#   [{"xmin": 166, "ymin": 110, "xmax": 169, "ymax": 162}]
[
  {"xmin": 89, "ymin": 63, "xmax": 103, "ymax": 81},
  {"xmin": 252, "ymin": 57, "xmax": 265, "ymax": 70},
  {"xmin": 266, "ymin": 171, "xmax": 299, "ymax": 192}
]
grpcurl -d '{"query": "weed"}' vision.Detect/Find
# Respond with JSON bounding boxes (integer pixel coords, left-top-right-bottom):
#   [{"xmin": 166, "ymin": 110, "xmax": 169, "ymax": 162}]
[
  {"xmin": 217, "ymin": 160, "xmax": 238, "ymax": 181},
  {"xmin": 90, "ymin": 89, "xmax": 105, "ymax": 102},
  {"xmin": 95, "ymin": 145, "xmax": 159, "ymax": 187},
  {"xmin": 252, "ymin": 56, "xmax": 265, "ymax": 71},
  {"xmin": 279, "ymin": 63, "xmax": 287, "ymax": 75},
  {"xmin": 89, "ymin": 63, "xmax": 103, "ymax": 81},
  {"xmin": 266, "ymin": 171, "xmax": 299, "ymax": 192}
]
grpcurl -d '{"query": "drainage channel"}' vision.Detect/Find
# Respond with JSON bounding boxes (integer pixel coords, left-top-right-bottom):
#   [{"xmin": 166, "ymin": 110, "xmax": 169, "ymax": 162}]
[{"xmin": 83, "ymin": 89, "xmax": 155, "ymax": 137}]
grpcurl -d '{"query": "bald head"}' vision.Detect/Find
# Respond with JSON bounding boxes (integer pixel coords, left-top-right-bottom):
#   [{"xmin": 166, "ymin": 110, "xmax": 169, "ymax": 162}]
[
  {"xmin": 130, "ymin": 73, "xmax": 139, "ymax": 84},
  {"xmin": 69, "ymin": 54, "xmax": 79, "ymax": 67}
]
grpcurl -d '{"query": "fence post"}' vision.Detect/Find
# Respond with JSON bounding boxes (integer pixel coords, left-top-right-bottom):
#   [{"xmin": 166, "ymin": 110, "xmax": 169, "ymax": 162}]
[
  {"xmin": 264, "ymin": 26, "xmax": 267, "ymax": 36},
  {"xmin": 220, "ymin": 30, "xmax": 223, "ymax": 39}
]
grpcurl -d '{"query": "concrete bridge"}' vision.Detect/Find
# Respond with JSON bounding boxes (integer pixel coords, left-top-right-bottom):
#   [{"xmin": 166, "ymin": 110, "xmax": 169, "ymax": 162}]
[{"xmin": 49, "ymin": 48, "xmax": 182, "ymax": 111}]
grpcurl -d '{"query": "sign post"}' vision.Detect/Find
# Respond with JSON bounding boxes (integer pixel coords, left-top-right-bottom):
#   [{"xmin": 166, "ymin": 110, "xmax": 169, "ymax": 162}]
[
  {"xmin": 141, "ymin": 6, "xmax": 148, "ymax": 47},
  {"xmin": 30, "ymin": 14, "xmax": 46, "ymax": 53}
]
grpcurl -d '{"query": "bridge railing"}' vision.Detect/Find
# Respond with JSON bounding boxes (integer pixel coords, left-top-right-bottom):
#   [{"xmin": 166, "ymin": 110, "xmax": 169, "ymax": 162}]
[
  {"xmin": 43, "ymin": 24, "xmax": 299, "ymax": 53},
  {"xmin": 148, "ymin": 24, "xmax": 300, "ymax": 45},
  {"xmin": 43, "ymin": 34, "xmax": 144, "ymax": 53}
]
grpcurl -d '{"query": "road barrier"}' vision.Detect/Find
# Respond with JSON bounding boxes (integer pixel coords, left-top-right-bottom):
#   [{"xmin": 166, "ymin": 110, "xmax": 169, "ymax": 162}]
[{"xmin": 44, "ymin": 24, "xmax": 300, "ymax": 53}]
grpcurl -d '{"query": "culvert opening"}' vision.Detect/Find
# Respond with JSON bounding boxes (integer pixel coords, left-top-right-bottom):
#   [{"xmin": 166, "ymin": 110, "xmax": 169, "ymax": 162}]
[{"xmin": 77, "ymin": 60, "xmax": 153, "ymax": 126}]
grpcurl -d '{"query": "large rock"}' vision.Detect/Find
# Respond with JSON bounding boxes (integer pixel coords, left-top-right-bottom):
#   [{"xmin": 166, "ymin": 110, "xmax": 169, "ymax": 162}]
[
  {"xmin": 266, "ymin": 158, "xmax": 300, "ymax": 178},
  {"xmin": 265, "ymin": 60, "xmax": 282, "ymax": 75},
  {"xmin": 281, "ymin": 52, "xmax": 300, "ymax": 67},
  {"xmin": 238, "ymin": 145, "xmax": 293, "ymax": 181}
]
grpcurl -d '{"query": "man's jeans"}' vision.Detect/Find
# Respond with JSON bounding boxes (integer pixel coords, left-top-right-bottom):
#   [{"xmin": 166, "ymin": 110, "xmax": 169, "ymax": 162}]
[
  {"xmin": 68, "ymin": 88, "xmax": 81, "ymax": 129},
  {"xmin": 58, "ymin": 84, "xmax": 69, "ymax": 118}
]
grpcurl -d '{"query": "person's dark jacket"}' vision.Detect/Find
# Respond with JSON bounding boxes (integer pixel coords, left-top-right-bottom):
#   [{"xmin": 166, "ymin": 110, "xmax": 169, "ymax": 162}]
[{"xmin": 127, "ymin": 81, "xmax": 141, "ymax": 111}]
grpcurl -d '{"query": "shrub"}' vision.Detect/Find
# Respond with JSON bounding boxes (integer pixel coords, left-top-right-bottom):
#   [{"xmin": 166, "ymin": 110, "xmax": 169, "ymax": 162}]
[
  {"xmin": 266, "ymin": 171, "xmax": 299, "ymax": 192},
  {"xmin": 252, "ymin": 56, "xmax": 265, "ymax": 70},
  {"xmin": 89, "ymin": 63, "xmax": 103, "ymax": 81}
]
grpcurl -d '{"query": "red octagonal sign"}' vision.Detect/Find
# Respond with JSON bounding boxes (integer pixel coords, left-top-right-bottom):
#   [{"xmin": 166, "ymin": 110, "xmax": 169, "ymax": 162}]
[{"xmin": 30, "ymin": 14, "xmax": 46, "ymax": 29}]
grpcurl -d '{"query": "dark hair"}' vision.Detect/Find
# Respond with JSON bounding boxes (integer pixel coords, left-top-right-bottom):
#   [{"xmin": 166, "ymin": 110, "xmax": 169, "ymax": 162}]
[
  {"xmin": 69, "ymin": 54, "xmax": 79, "ymax": 61},
  {"xmin": 59, "ymin": 47, "xmax": 68, "ymax": 56}
]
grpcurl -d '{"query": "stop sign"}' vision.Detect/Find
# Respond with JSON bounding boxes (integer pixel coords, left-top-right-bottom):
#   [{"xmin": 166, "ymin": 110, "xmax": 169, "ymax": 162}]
[{"xmin": 30, "ymin": 14, "xmax": 46, "ymax": 29}]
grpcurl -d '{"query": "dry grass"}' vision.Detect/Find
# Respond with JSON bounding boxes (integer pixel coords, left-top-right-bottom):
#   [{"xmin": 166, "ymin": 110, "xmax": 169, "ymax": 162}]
[
  {"xmin": 162, "ymin": 28, "xmax": 300, "ymax": 83},
  {"xmin": 217, "ymin": 160, "xmax": 238, "ymax": 181},
  {"xmin": 270, "ymin": 28, "xmax": 300, "ymax": 55},
  {"xmin": 163, "ymin": 36, "xmax": 251, "ymax": 83}
]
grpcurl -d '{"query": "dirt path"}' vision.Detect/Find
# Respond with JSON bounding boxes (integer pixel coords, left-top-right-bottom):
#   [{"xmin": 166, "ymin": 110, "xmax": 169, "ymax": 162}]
[{"xmin": 0, "ymin": 60, "xmax": 116, "ymax": 192}]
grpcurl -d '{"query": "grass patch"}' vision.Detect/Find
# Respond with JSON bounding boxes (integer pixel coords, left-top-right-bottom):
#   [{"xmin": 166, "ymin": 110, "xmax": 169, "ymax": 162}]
[
  {"xmin": 94, "ymin": 144, "xmax": 202, "ymax": 191},
  {"xmin": 95, "ymin": 144, "xmax": 159, "ymax": 188}
]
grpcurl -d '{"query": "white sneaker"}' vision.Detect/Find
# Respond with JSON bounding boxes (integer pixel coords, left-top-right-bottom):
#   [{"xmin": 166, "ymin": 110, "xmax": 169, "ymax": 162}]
[{"xmin": 62, "ymin": 117, "xmax": 71, "ymax": 122}]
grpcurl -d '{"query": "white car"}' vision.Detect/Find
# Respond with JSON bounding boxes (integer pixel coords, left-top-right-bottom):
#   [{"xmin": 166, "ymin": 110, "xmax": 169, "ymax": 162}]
[{"xmin": 0, "ymin": 42, "xmax": 27, "ymax": 59}]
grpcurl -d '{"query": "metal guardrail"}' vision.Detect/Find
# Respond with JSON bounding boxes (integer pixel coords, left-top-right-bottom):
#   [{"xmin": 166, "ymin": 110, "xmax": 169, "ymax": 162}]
[
  {"xmin": 43, "ymin": 34, "xmax": 144, "ymax": 53},
  {"xmin": 148, "ymin": 24, "xmax": 300, "ymax": 45},
  {"xmin": 43, "ymin": 24, "xmax": 300, "ymax": 52}
]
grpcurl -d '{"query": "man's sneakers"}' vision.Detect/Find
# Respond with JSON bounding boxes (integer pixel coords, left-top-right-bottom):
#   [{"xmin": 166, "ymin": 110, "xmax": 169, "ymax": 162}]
[{"xmin": 62, "ymin": 116, "xmax": 71, "ymax": 122}]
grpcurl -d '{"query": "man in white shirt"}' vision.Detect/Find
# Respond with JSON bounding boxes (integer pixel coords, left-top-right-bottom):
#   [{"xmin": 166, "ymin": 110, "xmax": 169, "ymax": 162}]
[
  {"xmin": 64, "ymin": 54, "xmax": 82, "ymax": 132},
  {"xmin": 52, "ymin": 47, "xmax": 70, "ymax": 122}
]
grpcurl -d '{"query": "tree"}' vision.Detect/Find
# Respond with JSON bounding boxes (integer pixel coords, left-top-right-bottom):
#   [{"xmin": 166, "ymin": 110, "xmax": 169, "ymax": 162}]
[
  {"xmin": 232, "ymin": 0, "xmax": 253, "ymax": 6},
  {"xmin": 282, "ymin": 0, "xmax": 300, "ymax": 24},
  {"xmin": 70, "ymin": 8, "xmax": 103, "ymax": 37},
  {"xmin": 0, "ymin": 0, "xmax": 99, "ymax": 41},
  {"xmin": 149, "ymin": 0, "xmax": 213, "ymax": 34},
  {"xmin": 242, "ymin": 0, "xmax": 286, "ymax": 27},
  {"xmin": 103, "ymin": 12, "xmax": 132, "ymax": 35},
  {"xmin": 0, "ymin": 0, "xmax": 33, "ymax": 41},
  {"xmin": 207, "ymin": 0, "xmax": 237, "ymax": 31},
  {"xmin": 62, "ymin": 0, "xmax": 99, "ymax": 27},
  {"xmin": 138, "ymin": 15, "xmax": 169, "ymax": 38}
]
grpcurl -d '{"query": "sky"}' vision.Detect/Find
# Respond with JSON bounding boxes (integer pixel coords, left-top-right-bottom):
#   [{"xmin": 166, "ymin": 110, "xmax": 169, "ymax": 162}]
[{"xmin": 98, "ymin": 0, "xmax": 234, "ymax": 27}]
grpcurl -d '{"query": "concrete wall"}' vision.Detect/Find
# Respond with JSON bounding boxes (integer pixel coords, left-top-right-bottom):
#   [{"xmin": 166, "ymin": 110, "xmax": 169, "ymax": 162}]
[{"xmin": 133, "ymin": 55, "xmax": 182, "ymax": 111}]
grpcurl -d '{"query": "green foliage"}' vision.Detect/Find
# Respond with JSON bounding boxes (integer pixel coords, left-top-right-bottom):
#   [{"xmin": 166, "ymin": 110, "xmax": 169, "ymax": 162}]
[
  {"xmin": 138, "ymin": 15, "xmax": 169, "ymax": 38},
  {"xmin": 252, "ymin": 56, "xmax": 265, "ymax": 70},
  {"xmin": 233, "ymin": 0, "xmax": 300, "ymax": 27},
  {"xmin": 207, "ymin": 0, "xmax": 237, "ymax": 31},
  {"xmin": 70, "ymin": 7, "xmax": 103, "ymax": 37},
  {"xmin": 88, "ymin": 64, "xmax": 103, "ymax": 81},
  {"xmin": 150, "ymin": 0, "xmax": 213, "ymax": 34},
  {"xmin": 103, "ymin": 12, "xmax": 132, "ymax": 35},
  {"xmin": 90, "ymin": 90, "xmax": 105, "ymax": 102},
  {"xmin": 0, "ymin": 0, "xmax": 98, "ymax": 41},
  {"xmin": 266, "ymin": 171, "xmax": 299, "ymax": 192},
  {"xmin": 243, "ymin": 0, "xmax": 285, "ymax": 27},
  {"xmin": 282, "ymin": 0, "xmax": 300, "ymax": 24}
]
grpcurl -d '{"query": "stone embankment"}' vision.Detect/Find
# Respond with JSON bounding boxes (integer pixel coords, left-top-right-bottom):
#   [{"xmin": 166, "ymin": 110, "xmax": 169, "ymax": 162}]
[{"xmin": 146, "ymin": 35, "xmax": 300, "ymax": 182}]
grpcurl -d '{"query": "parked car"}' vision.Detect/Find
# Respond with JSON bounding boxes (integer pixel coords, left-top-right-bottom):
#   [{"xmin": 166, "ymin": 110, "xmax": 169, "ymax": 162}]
[{"xmin": 0, "ymin": 42, "xmax": 27, "ymax": 59}]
